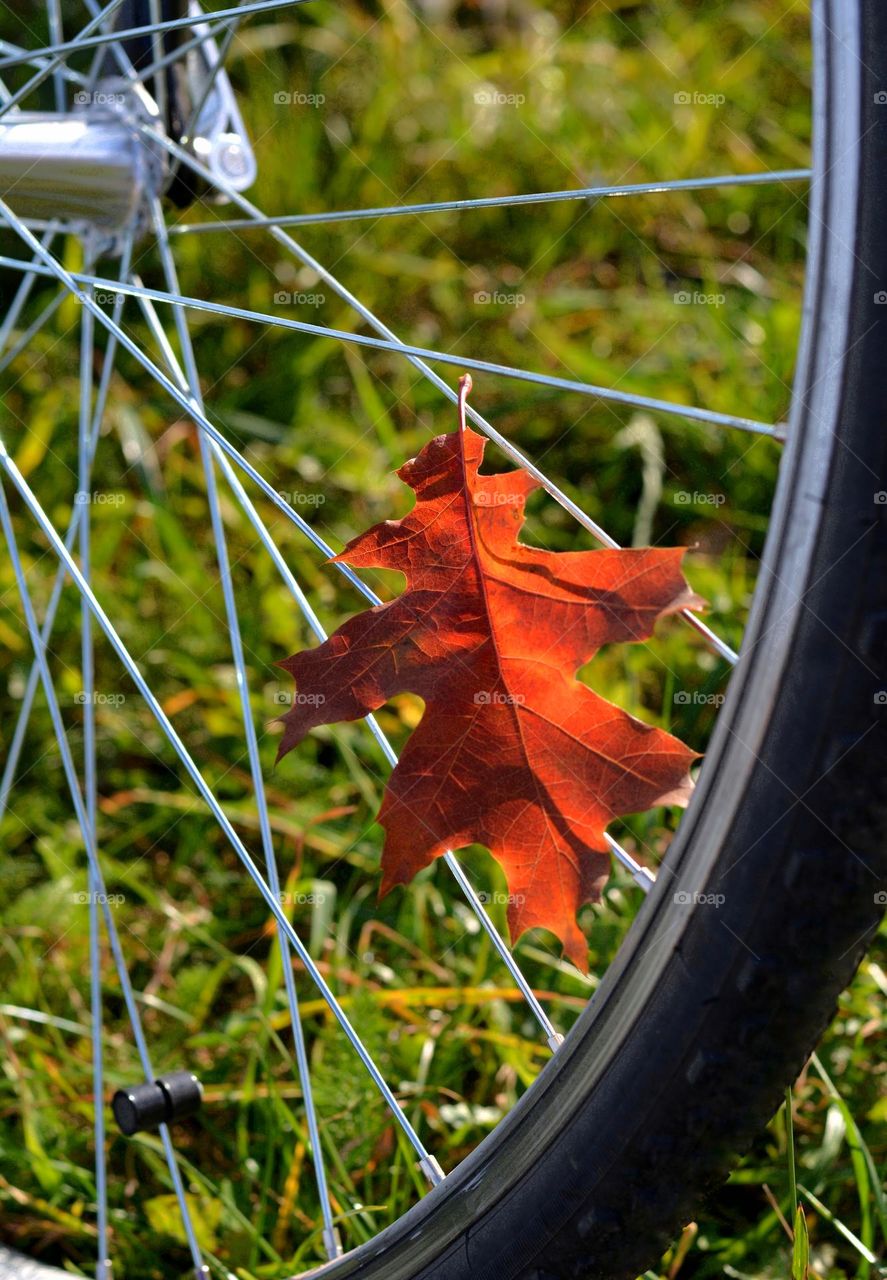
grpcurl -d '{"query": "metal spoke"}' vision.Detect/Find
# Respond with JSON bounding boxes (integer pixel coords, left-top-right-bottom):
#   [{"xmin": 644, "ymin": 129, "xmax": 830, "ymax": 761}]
[
  {"xmin": 173, "ymin": 168, "xmax": 813, "ymax": 235},
  {"xmin": 0, "ymin": 229, "xmax": 135, "ymax": 826},
  {"xmin": 0, "ymin": 39, "xmax": 87, "ymax": 84},
  {"xmin": 0, "ymin": 480, "xmax": 208, "ymax": 1280},
  {"xmin": 605, "ymin": 834, "xmax": 655, "ymax": 891},
  {"xmin": 46, "ymin": 0, "xmax": 65, "ymax": 111},
  {"xmin": 0, "ymin": 257, "xmax": 781, "ymax": 440},
  {"xmin": 136, "ymin": 128, "xmax": 747, "ymax": 665},
  {"xmin": 0, "ymin": 253, "xmax": 783, "ymax": 440},
  {"xmin": 0, "ymin": 429, "xmax": 445, "ymax": 1189},
  {"xmin": 76, "ymin": 259, "xmax": 113, "ymax": 1280},
  {"xmin": 148, "ymin": 199, "xmax": 342, "ymax": 1259},
  {"xmin": 0, "ymin": 289, "xmax": 66, "ymax": 376},
  {"xmin": 147, "ymin": 0, "xmax": 167, "ymax": 127},
  {"xmin": 0, "ymin": 225, "xmax": 59, "ymax": 358}
]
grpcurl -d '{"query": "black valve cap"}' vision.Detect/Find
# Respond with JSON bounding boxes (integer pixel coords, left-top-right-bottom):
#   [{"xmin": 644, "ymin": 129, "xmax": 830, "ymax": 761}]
[{"xmin": 112, "ymin": 1071, "xmax": 203, "ymax": 1136}]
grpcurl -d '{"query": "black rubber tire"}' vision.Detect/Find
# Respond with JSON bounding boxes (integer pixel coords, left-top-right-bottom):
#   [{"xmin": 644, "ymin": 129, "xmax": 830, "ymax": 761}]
[{"xmin": 312, "ymin": 2, "xmax": 887, "ymax": 1276}]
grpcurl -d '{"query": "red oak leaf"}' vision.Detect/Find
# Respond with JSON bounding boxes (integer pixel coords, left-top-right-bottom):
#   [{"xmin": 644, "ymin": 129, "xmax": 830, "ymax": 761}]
[{"xmin": 278, "ymin": 379, "xmax": 703, "ymax": 968}]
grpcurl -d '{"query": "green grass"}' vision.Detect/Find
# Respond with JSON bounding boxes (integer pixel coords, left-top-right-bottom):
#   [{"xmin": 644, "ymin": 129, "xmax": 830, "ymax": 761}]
[{"xmin": 0, "ymin": 1, "xmax": 884, "ymax": 1277}]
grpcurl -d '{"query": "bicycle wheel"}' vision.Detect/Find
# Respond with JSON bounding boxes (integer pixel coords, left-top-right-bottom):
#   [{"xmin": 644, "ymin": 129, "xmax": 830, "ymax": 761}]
[{"xmin": 0, "ymin": 1, "xmax": 884, "ymax": 1278}]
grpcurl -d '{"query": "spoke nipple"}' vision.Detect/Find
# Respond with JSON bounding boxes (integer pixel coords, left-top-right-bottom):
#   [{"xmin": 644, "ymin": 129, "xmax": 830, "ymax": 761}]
[
  {"xmin": 112, "ymin": 1070, "xmax": 203, "ymax": 1136},
  {"xmin": 419, "ymin": 1154, "xmax": 445, "ymax": 1186},
  {"xmin": 322, "ymin": 1225, "xmax": 344, "ymax": 1259},
  {"xmin": 547, "ymin": 1031, "xmax": 565, "ymax": 1052}
]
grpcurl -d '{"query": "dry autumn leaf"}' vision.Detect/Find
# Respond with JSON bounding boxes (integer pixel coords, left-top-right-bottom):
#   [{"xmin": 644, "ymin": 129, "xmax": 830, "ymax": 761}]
[{"xmin": 278, "ymin": 378, "xmax": 703, "ymax": 968}]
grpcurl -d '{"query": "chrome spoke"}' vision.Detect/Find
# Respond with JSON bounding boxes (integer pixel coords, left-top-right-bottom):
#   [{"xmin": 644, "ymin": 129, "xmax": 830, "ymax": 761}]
[
  {"xmin": 173, "ymin": 168, "xmax": 812, "ymax": 235},
  {"xmin": 46, "ymin": 0, "xmax": 65, "ymax": 112},
  {"xmin": 0, "ymin": 422, "xmax": 445, "ymax": 1189},
  {"xmin": 0, "ymin": 229, "xmax": 135, "ymax": 826},
  {"xmin": 147, "ymin": 0, "xmax": 167, "ymax": 127},
  {"xmin": 76, "ymin": 259, "xmax": 112, "ymax": 1280},
  {"xmin": 0, "ymin": 39, "xmax": 87, "ymax": 84},
  {"xmin": 148, "ymin": 198, "xmax": 343, "ymax": 1259},
  {"xmin": 0, "ymin": 253, "xmax": 779, "ymax": 440},
  {"xmin": 0, "ymin": 225, "xmax": 59, "ymax": 358},
  {"xmin": 605, "ymin": 834, "xmax": 656, "ymax": 891},
  {"xmin": 0, "ymin": 289, "xmax": 66, "ymax": 377},
  {"xmin": 0, "ymin": 477, "xmax": 208, "ymax": 1280}
]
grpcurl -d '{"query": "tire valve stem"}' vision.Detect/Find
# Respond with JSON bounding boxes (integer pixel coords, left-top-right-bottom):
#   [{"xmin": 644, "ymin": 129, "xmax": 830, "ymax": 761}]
[{"xmin": 111, "ymin": 1070, "xmax": 203, "ymax": 1136}]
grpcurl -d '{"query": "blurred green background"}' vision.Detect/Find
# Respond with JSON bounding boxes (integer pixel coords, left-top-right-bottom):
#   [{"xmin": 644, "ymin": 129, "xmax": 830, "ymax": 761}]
[{"xmin": 0, "ymin": 1, "xmax": 883, "ymax": 1277}]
